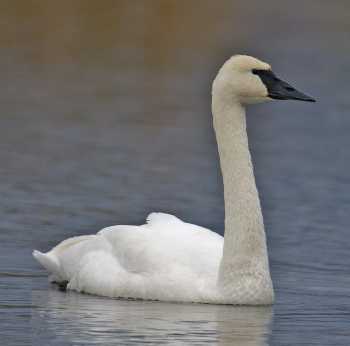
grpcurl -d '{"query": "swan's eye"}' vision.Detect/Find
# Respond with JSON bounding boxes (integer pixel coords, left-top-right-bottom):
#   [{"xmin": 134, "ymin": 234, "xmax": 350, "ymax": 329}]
[{"xmin": 252, "ymin": 69, "xmax": 276, "ymax": 79}]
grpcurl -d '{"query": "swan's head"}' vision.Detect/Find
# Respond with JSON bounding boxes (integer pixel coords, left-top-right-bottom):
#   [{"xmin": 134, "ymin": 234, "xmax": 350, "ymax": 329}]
[{"xmin": 213, "ymin": 55, "xmax": 315, "ymax": 104}]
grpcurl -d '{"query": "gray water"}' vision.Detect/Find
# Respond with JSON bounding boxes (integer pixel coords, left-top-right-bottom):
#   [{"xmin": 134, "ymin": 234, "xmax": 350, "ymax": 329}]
[{"xmin": 1, "ymin": 1, "xmax": 350, "ymax": 345}]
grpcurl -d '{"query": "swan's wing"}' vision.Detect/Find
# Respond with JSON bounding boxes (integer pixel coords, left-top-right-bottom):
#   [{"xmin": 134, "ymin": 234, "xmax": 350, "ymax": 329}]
[
  {"xmin": 33, "ymin": 213, "xmax": 223, "ymax": 299},
  {"xmin": 98, "ymin": 212, "xmax": 223, "ymax": 275}
]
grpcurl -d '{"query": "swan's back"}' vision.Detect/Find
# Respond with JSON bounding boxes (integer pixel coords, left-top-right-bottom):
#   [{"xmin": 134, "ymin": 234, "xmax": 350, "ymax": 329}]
[{"xmin": 33, "ymin": 213, "xmax": 223, "ymax": 302}]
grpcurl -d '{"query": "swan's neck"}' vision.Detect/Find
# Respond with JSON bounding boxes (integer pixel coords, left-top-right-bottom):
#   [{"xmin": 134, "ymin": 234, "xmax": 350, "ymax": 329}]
[{"xmin": 212, "ymin": 95, "xmax": 271, "ymax": 292}]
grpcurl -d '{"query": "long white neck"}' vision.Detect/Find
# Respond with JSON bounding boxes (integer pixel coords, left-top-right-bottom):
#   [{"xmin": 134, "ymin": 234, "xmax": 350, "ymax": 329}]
[{"xmin": 212, "ymin": 91, "xmax": 271, "ymax": 295}]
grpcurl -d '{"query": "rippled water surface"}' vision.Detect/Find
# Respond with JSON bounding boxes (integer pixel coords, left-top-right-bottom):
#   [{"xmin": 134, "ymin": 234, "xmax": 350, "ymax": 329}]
[{"xmin": 1, "ymin": 1, "xmax": 350, "ymax": 345}]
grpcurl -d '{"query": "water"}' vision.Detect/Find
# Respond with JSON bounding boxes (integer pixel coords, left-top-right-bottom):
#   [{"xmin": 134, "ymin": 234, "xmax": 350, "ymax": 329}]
[{"xmin": 1, "ymin": 1, "xmax": 350, "ymax": 345}]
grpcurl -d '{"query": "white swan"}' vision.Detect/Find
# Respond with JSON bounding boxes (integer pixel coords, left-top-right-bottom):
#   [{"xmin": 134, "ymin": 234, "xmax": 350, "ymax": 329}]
[{"xmin": 33, "ymin": 55, "xmax": 314, "ymax": 305}]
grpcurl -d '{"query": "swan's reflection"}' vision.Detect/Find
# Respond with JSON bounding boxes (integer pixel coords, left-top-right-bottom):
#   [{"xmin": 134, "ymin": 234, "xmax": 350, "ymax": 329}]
[{"xmin": 31, "ymin": 288, "xmax": 272, "ymax": 345}]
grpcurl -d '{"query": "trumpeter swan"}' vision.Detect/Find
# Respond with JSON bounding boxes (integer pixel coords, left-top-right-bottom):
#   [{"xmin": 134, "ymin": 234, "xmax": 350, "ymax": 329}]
[{"xmin": 33, "ymin": 55, "xmax": 315, "ymax": 305}]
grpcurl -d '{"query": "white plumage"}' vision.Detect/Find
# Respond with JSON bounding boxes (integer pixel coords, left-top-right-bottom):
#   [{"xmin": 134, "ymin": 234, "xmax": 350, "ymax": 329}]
[
  {"xmin": 33, "ymin": 55, "xmax": 314, "ymax": 304},
  {"xmin": 34, "ymin": 213, "xmax": 224, "ymax": 302}
]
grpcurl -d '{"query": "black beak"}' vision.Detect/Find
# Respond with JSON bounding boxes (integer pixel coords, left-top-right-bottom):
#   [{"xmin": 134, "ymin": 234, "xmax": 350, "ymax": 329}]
[{"xmin": 252, "ymin": 69, "xmax": 315, "ymax": 102}]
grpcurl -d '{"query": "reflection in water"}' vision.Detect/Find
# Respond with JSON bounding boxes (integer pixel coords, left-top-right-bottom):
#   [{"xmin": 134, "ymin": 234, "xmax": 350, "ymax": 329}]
[{"xmin": 31, "ymin": 289, "xmax": 272, "ymax": 345}]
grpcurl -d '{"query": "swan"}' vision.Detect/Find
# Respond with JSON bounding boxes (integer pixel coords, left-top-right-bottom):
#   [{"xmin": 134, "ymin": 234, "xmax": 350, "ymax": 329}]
[{"xmin": 33, "ymin": 55, "xmax": 315, "ymax": 305}]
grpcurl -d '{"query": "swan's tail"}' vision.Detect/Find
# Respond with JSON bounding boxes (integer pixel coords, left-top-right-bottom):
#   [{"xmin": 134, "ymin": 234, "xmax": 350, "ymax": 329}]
[{"xmin": 32, "ymin": 250, "xmax": 60, "ymax": 276}]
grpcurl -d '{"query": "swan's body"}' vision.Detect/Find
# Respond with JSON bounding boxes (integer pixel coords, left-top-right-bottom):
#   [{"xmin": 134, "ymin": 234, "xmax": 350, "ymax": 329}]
[
  {"xmin": 33, "ymin": 55, "xmax": 314, "ymax": 305},
  {"xmin": 34, "ymin": 213, "xmax": 226, "ymax": 302}
]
